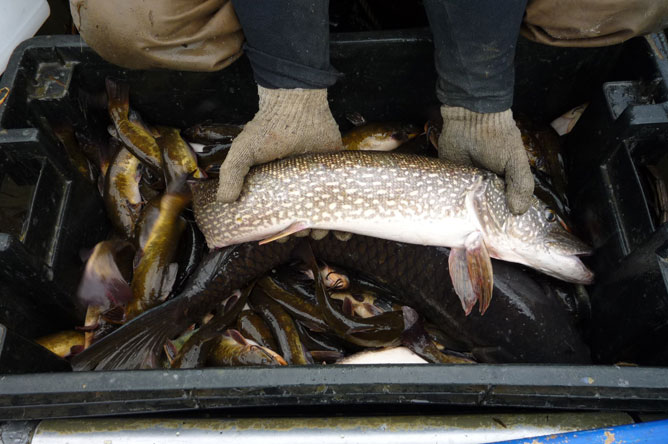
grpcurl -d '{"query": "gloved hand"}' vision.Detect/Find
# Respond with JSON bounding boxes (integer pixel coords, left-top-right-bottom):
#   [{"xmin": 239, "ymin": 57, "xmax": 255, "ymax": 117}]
[
  {"xmin": 438, "ymin": 105, "xmax": 534, "ymax": 214},
  {"xmin": 216, "ymin": 85, "xmax": 343, "ymax": 202}
]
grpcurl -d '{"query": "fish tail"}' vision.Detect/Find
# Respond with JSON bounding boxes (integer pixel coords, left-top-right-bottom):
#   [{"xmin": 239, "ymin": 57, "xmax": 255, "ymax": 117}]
[
  {"xmin": 71, "ymin": 297, "xmax": 189, "ymax": 370},
  {"xmin": 105, "ymin": 77, "xmax": 130, "ymax": 118}
]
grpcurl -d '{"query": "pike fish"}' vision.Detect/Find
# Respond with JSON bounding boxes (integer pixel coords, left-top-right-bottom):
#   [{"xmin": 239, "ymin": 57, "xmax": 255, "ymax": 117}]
[{"xmin": 193, "ymin": 151, "xmax": 593, "ymax": 315}]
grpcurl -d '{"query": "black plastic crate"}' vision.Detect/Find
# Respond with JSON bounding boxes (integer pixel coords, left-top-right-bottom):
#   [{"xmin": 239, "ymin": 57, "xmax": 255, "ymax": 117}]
[{"xmin": 1, "ymin": 33, "xmax": 668, "ymax": 420}]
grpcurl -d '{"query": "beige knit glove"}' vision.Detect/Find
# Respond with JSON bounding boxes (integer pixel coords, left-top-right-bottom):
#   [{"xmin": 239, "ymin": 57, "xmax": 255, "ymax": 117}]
[
  {"xmin": 439, "ymin": 105, "xmax": 534, "ymax": 214},
  {"xmin": 216, "ymin": 86, "xmax": 343, "ymax": 202}
]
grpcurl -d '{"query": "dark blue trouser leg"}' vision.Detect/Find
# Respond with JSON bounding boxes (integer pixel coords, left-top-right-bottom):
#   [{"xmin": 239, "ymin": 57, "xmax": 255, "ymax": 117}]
[
  {"xmin": 231, "ymin": 0, "xmax": 340, "ymax": 89},
  {"xmin": 423, "ymin": 0, "xmax": 528, "ymax": 113}
]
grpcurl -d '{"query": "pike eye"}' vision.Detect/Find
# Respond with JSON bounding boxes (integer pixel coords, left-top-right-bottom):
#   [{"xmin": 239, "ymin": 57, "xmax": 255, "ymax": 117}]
[{"xmin": 544, "ymin": 209, "xmax": 557, "ymax": 223}]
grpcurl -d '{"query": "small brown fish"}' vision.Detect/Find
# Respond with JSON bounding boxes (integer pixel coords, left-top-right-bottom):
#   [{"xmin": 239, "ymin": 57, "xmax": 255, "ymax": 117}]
[
  {"xmin": 207, "ymin": 329, "xmax": 287, "ymax": 367},
  {"xmin": 183, "ymin": 122, "xmax": 243, "ymax": 145},
  {"xmin": 155, "ymin": 126, "xmax": 206, "ymax": 184},
  {"xmin": 104, "ymin": 142, "xmax": 143, "ymax": 239},
  {"xmin": 51, "ymin": 124, "xmax": 95, "ymax": 183},
  {"xmin": 106, "ymin": 78, "xmax": 163, "ymax": 172},
  {"xmin": 343, "ymin": 112, "xmax": 420, "ymax": 151},
  {"xmin": 195, "ymin": 143, "xmax": 231, "ymax": 176},
  {"xmin": 249, "ymin": 287, "xmax": 313, "ymax": 365},
  {"xmin": 301, "ymin": 263, "xmax": 350, "ymax": 290},
  {"xmin": 236, "ymin": 309, "xmax": 279, "ymax": 351},
  {"xmin": 330, "ymin": 292, "xmax": 385, "ymax": 318},
  {"xmin": 126, "ymin": 180, "xmax": 191, "ymax": 320},
  {"xmin": 36, "ymin": 331, "xmax": 85, "ymax": 359}
]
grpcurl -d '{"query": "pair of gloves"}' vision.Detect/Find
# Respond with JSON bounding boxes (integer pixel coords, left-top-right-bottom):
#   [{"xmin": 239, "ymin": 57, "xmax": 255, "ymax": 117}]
[{"xmin": 216, "ymin": 86, "xmax": 534, "ymax": 215}]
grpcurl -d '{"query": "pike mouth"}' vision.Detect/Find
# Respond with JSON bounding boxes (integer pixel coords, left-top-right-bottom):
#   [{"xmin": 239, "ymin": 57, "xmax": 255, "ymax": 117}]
[
  {"xmin": 543, "ymin": 254, "xmax": 594, "ymax": 285},
  {"xmin": 546, "ymin": 230, "xmax": 593, "ymax": 257}
]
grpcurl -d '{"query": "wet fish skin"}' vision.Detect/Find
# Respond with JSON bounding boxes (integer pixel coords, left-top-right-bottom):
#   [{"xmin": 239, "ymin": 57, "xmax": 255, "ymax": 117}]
[
  {"xmin": 103, "ymin": 144, "xmax": 143, "ymax": 239},
  {"xmin": 343, "ymin": 122, "xmax": 420, "ymax": 151},
  {"xmin": 155, "ymin": 126, "xmax": 205, "ymax": 184},
  {"xmin": 310, "ymin": 234, "xmax": 591, "ymax": 364},
  {"xmin": 36, "ymin": 331, "xmax": 85, "ymax": 358},
  {"xmin": 106, "ymin": 78, "xmax": 163, "ymax": 172},
  {"xmin": 249, "ymin": 286, "xmax": 313, "ymax": 365},
  {"xmin": 296, "ymin": 241, "xmax": 405, "ymax": 348},
  {"xmin": 257, "ymin": 276, "xmax": 328, "ymax": 332},
  {"xmin": 237, "ymin": 309, "xmax": 278, "ymax": 351},
  {"xmin": 193, "ymin": 151, "xmax": 593, "ymax": 286},
  {"xmin": 196, "ymin": 143, "xmax": 230, "ymax": 174},
  {"xmin": 183, "ymin": 122, "xmax": 243, "ymax": 145},
  {"xmin": 207, "ymin": 329, "xmax": 286, "ymax": 367},
  {"xmin": 126, "ymin": 184, "xmax": 191, "ymax": 319}
]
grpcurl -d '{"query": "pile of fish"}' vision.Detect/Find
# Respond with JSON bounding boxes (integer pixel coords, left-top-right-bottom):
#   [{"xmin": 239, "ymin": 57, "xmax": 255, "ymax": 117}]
[{"xmin": 35, "ymin": 78, "xmax": 594, "ymax": 370}]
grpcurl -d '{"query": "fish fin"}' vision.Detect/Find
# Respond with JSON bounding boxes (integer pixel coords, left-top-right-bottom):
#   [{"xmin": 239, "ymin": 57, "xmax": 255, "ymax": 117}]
[
  {"xmin": 448, "ymin": 248, "xmax": 477, "ymax": 315},
  {"xmin": 345, "ymin": 111, "xmax": 366, "ymax": 126},
  {"xmin": 341, "ymin": 297, "xmax": 355, "ymax": 316},
  {"xmin": 105, "ymin": 78, "xmax": 130, "ymax": 117},
  {"xmin": 259, "ymin": 221, "xmax": 310, "ymax": 245},
  {"xmin": 164, "ymin": 340, "xmax": 177, "ymax": 365},
  {"xmin": 160, "ymin": 263, "xmax": 179, "ymax": 301},
  {"xmin": 71, "ymin": 297, "xmax": 188, "ymax": 370},
  {"xmin": 77, "ymin": 242, "xmax": 132, "ymax": 307},
  {"xmin": 464, "ymin": 232, "xmax": 494, "ymax": 315},
  {"xmin": 227, "ymin": 329, "xmax": 249, "ymax": 345}
]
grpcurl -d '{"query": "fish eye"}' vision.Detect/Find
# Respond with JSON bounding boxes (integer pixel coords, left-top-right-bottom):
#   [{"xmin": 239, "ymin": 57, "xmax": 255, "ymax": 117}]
[{"xmin": 544, "ymin": 208, "xmax": 557, "ymax": 223}]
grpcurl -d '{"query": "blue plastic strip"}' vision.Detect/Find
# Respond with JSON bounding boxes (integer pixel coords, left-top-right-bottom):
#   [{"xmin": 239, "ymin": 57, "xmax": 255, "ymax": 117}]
[{"xmin": 492, "ymin": 419, "xmax": 668, "ymax": 444}]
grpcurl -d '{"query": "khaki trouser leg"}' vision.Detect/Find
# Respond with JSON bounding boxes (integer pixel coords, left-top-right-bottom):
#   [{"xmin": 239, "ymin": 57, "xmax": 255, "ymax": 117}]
[
  {"xmin": 522, "ymin": 0, "xmax": 668, "ymax": 47},
  {"xmin": 70, "ymin": 0, "xmax": 244, "ymax": 71}
]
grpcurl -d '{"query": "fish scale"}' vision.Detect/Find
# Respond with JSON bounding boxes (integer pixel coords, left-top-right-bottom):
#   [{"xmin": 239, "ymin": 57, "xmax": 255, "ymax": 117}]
[{"xmin": 194, "ymin": 152, "xmax": 483, "ymax": 249}]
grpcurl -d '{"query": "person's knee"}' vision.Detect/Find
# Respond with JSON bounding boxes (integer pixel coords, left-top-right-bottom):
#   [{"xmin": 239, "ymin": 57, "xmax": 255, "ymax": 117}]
[{"xmin": 70, "ymin": 0, "xmax": 244, "ymax": 71}]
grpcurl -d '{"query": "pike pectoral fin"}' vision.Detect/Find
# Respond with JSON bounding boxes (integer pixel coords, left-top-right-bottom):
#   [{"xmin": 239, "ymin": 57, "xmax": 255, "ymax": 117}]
[
  {"xmin": 448, "ymin": 248, "xmax": 477, "ymax": 315},
  {"xmin": 258, "ymin": 221, "xmax": 310, "ymax": 245},
  {"xmin": 448, "ymin": 232, "xmax": 494, "ymax": 315},
  {"xmin": 465, "ymin": 232, "xmax": 493, "ymax": 315}
]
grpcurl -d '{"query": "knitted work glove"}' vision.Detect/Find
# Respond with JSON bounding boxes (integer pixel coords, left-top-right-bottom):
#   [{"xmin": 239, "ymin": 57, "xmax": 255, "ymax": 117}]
[
  {"xmin": 439, "ymin": 105, "xmax": 534, "ymax": 214},
  {"xmin": 216, "ymin": 85, "xmax": 342, "ymax": 202}
]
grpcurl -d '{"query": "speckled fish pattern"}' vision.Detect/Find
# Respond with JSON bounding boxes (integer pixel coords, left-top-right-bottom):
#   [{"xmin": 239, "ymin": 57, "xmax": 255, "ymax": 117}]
[{"xmin": 193, "ymin": 151, "xmax": 489, "ymax": 249}]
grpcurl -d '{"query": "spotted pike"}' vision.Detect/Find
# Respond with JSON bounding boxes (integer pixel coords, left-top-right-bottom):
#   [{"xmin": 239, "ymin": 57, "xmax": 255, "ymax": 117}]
[{"xmin": 193, "ymin": 151, "xmax": 593, "ymax": 314}]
